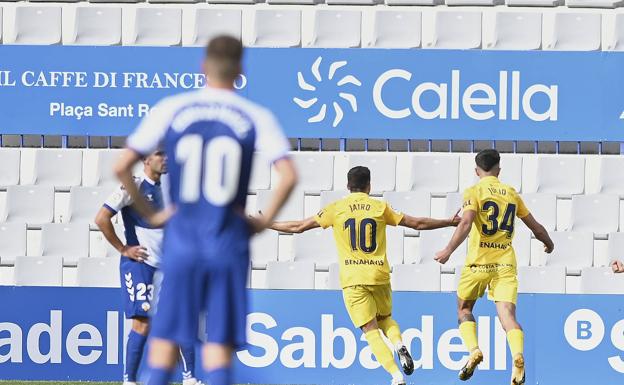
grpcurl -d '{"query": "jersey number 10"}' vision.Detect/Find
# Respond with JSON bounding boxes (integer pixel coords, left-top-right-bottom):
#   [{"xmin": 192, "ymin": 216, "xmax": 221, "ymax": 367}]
[{"xmin": 344, "ymin": 218, "xmax": 377, "ymax": 253}]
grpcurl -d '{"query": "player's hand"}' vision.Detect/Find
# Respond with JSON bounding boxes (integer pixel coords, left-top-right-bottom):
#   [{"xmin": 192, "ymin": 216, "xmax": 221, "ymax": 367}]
[
  {"xmin": 121, "ymin": 245, "xmax": 148, "ymax": 262},
  {"xmin": 543, "ymin": 242, "xmax": 554, "ymax": 254},
  {"xmin": 449, "ymin": 209, "xmax": 461, "ymax": 227},
  {"xmin": 611, "ymin": 260, "xmax": 624, "ymax": 273},
  {"xmin": 148, "ymin": 207, "xmax": 175, "ymax": 228},
  {"xmin": 434, "ymin": 248, "xmax": 452, "ymax": 264}
]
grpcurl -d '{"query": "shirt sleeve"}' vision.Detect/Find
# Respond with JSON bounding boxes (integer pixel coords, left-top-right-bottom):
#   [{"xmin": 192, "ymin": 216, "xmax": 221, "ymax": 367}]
[
  {"xmin": 515, "ymin": 193, "xmax": 530, "ymax": 219},
  {"xmin": 314, "ymin": 203, "xmax": 335, "ymax": 229},
  {"xmin": 126, "ymin": 98, "xmax": 174, "ymax": 156},
  {"xmin": 102, "ymin": 184, "xmax": 133, "ymax": 214},
  {"xmin": 462, "ymin": 187, "xmax": 478, "ymax": 212},
  {"xmin": 383, "ymin": 204, "xmax": 404, "ymax": 226},
  {"xmin": 254, "ymin": 108, "xmax": 291, "ymax": 164}
]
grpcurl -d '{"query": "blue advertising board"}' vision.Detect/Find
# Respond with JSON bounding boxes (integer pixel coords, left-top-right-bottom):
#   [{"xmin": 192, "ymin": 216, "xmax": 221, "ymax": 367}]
[
  {"xmin": 0, "ymin": 47, "xmax": 623, "ymax": 141},
  {"xmin": 0, "ymin": 287, "xmax": 623, "ymax": 384}
]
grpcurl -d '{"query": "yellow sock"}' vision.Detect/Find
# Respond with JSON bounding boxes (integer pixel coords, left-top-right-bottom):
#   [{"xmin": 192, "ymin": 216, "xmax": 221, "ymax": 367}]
[
  {"xmin": 507, "ymin": 329, "xmax": 524, "ymax": 357},
  {"xmin": 378, "ymin": 317, "xmax": 403, "ymax": 346},
  {"xmin": 365, "ymin": 329, "xmax": 400, "ymax": 375},
  {"xmin": 459, "ymin": 321, "xmax": 479, "ymax": 351}
]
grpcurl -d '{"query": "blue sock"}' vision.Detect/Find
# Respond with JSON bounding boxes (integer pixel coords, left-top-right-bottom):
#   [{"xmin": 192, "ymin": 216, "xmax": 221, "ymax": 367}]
[
  {"xmin": 179, "ymin": 344, "xmax": 196, "ymax": 380},
  {"xmin": 124, "ymin": 330, "xmax": 147, "ymax": 382},
  {"xmin": 146, "ymin": 366, "xmax": 173, "ymax": 385},
  {"xmin": 205, "ymin": 367, "xmax": 231, "ymax": 385}
]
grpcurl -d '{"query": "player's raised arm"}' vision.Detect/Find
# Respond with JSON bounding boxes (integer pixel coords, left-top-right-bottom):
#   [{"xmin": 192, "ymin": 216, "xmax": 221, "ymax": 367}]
[
  {"xmin": 270, "ymin": 216, "xmax": 320, "ymax": 234},
  {"xmin": 520, "ymin": 213, "xmax": 554, "ymax": 254},
  {"xmin": 399, "ymin": 210, "xmax": 461, "ymax": 231},
  {"xmin": 434, "ymin": 210, "xmax": 476, "ymax": 264}
]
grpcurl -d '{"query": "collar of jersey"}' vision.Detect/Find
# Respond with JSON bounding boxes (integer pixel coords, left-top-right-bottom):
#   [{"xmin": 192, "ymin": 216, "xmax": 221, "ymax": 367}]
[
  {"xmin": 141, "ymin": 172, "xmax": 160, "ymax": 186},
  {"xmin": 478, "ymin": 176, "xmax": 499, "ymax": 184}
]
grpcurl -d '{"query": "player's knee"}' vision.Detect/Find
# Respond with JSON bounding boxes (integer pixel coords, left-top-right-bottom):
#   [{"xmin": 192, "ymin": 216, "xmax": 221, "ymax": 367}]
[
  {"xmin": 132, "ymin": 317, "xmax": 150, "ymax": 335},
  {"xmin": 360, "ymin": 318, "xmax": 379, "ymax": 333}
]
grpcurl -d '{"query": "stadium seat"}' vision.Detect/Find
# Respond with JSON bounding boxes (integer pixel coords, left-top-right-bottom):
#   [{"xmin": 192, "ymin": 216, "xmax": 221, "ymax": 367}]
[
  {"xmin": 249, "ymin": 9, "xmax": 301, "ymax": 47},
  {"xmin": 424, "ymin": 10, "xmax": 482, "ymax": 49},
  {"xmin": 580, "ymin": 267, "xmax": 624, "ymax": 294},
  {"xmin": 124, "ymin": 7, "xmax": 182, "ymax": 46},
  {"xmin": 308, "ymin": 10, "xmax": 361, "ymax": 48},
  {"xmin": 320, "ymin": 190, "xmax": 350, "ymax": 208},
  {"xmin": 65, "ymin": 186, "xmax": 112, "ymax": 225},
  {"xmin": 607, "ymin": 232, "xmax": 624, "ymax": 264},
  {"xmin": 506, "ymin": 0, "xmax": 561, "ymax": 5},
  {"xmin": 256, "ymin": 189, "xmax": 304, "ymax": 221},
  {"xmin": 518, "ymin": 266, "xmax": 566, "ymax": 293},
  {"xmin": 446, "ymin": 0, "xmax": 503, "ymax": 4},
  {"xmin": 5, "ymin": 5, "xmax": 62, "ymax": 45},
  {"xmin": 327, "ymin": 262, "xmax": 341, "ymax": 290},
  {"xmin": 77, "ymin": 257, "xmax": 121, "ymax": 288},
  {"xmin": 367, "ymin": 10, "xmax": 422, "ymax": 48},
  {"xmin": 541, "ymin": 231, "xmax": 593, "ymax": 274},
  {"xmin": 484, "ymin": 10, "xmax": 542, "ymax": 50},
  {"xmin": 327, "ymin": 0, "xmax": 376, "ymax": 4},
  {"xmin": 0, "ymin": 149, "xmax": 20, "ymax": 187},
  {"xmin": 14, "ymin": 256, "xmax": 63, "ymax": 287},
  {"xmin": 569, "ymin": 194, "xmax": 619, "ymax": 234},
  {"xmin": 385, "ymin": 0, "xmax": 442, "ymax": 4},
  {"xmin": 605, "ymin": 13, "xmax": 624, "ymax": 50},
  {"xmin": 93, "ymin": 224, "xmax": 126, "ymax": 259},
  {"xmin": 64, "ymin": 6, "xmax": 122, "ymax": 46},
  {"xmin": 283, "ymin": 153, "xmax": 334, "ymax": 193},
  {"xmin": 94, "ymin": 150, "xmax": 123, "ymax": 187},
  {"xmin": 294, "ymin": 228, "xmax": 338, "ymax": 269},
  {"xmin": 387, "ymin": 226, "xmax": 404, "ymax": 265},
  {"xmin": 418, "ymin": 228, "xmax": 467, "ymax": 272},
  {"xmin": 445, "ymin": 192, "xmax": 463, "ymax": 218},
  {"xmin": 519, "ymin": 193, "xmax": 556, "ymax": 231},
  {"xmin": 266, "ymin": 261, "xmax": 315, "ymax": 289},
  {"xmin": 535, "ymin": 157, "xmax": 585, "ymax": 195},
  {"xmin": 0, "ymin": 222, "xmax": 26, "ymax": 266},
  {"xmin": 39, "ymin": 223, "xmax": 90, "ymax": 266},
  {"xmin": 499, "ymin": 155, "xmax": 523, "ymax": 191},
  {"xmin": 391, "ymin": 263, "xmax": 441, "ymax": 291},
  {"xmin": 30, "ymin": 149, "xmax": 82, "ymax": 189},
  {"xmin": 383, "ymin": 191, "xmax": 430, "ymax": 235},
  {"xmin": 514, "ymin": 230, "xmax": 531, "ymax": 266},
  {"xmin": 2, "ymin": 185, "xmax": 54, "ymax": 225},
  {"xmin": 182, "ymin": 8, "xmax": 241, "ymax": 46},
  {"xmin": 249, "ymin": 153, "xmax": 272, "ymax": 191},
  {"xmin": 348, "ymin": 154, "xmax": 396, "ymax": 193},
  {"xmin": 566, "ymin": 0, "xmax": 624, "ymax": 8},
  {"xmin": 250, "ymin": 229, "xmax": 278, "ymax": 269},
  {"xmin": 597, "ymin": 157, "xmax": 624, "ymax": 195},
  {"xmin": 544, "ymin": 11, "xmax": 602, "ymax": 51},
  {"xmin": 409, "ymin": 155, "xmax": 459, "ymax": 193}
]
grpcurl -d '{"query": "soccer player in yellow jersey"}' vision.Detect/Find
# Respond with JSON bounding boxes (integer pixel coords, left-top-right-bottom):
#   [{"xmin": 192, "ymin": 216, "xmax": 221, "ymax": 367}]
[
  {"xmin": 434, "ymin": 149, "xmax": 554, "ymax": 385},
  {"xmin": 268, "ymin": 166, "xmax": 460, "ymax": 385}
]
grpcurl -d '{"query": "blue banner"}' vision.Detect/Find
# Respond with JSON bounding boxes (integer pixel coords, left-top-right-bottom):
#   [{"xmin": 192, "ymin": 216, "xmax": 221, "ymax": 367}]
[
  {"xmin": 0, "ymin": 287, "xmax": 623, "ymax": 384},
  {"xmin": 0, "ymin": 47, "xmax": 623, "ymax": 141}
]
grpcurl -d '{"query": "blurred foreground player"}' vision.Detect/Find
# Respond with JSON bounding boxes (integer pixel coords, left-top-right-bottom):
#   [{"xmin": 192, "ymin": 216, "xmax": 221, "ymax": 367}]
[
  {"xmin": 114, "ymin": 36, "xmax": 297, "ymax": 385},
  {"xmin": 434, "ymin": 149, "xmax": 554, "ymax": 385},
  {"xmin": 95, "ymin": 150, "xmax": 200, "ymax": 385},
  {"xmin": 612, "ymin": 260, "xmax": 624, "ymax": 273}
]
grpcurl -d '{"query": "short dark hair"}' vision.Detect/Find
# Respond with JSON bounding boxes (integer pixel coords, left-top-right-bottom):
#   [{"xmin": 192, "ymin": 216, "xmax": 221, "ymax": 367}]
[
  {"xmin": 205, "ymin": 35, "xmax": 243, "ymax": 82},
  {"xmin": 347, "ymin": 166, "xmax": 371, "ymax": 191},
  {"xmin": 475, "ymin": 149, "xmax": 500, "ymax": 172}
]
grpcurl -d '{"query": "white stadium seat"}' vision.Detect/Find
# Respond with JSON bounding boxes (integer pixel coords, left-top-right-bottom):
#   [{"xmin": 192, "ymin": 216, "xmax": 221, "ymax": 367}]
[
  {"xmin": 607, "ymin": 232, "xmax": 624, "ymax": 264},
  {"xmin": 0, "ymin": 222, "xmax": 26, "ymax": 266},
  {"xmin": 544, "ymin": 11, "xmax": 602, "ymax": 51},
  {"xmin": 506, "ymin": 0, "xmax": 561, "ymax": 5},
  {"xmin": 569, "ymin": 194, "xmax": 619, "ymax": 234},
  {"xmin": 256, "ymin": 189, "xmax": 304, "ymax": 221},
  {"xmin": 386, "ymin": 0, "xmax": 442, "ymax": 4},
  {"xmin": 40, "ymin": 223, "xmax": 90, "ymax": 266},
  {"xmin": 266, "ymin": 261, "xmax": 315, "ymax": 289},
  {"xmin": 183, "ymin": 8, "xmax": 241, "ymax": 47},
  {"xmin": 31, "ymin": 149, "xmax": 82, "ymax": 189},
  {"xmin": 418, "ymin": 227, "xmax": 467, "ymax": 271},
  {"xmin": 285, "ymin": 153, "xmax": 334, "ymax": 193},
  {"xmin": 387, "ymin": 226, "xmax": 404, "ymax": 265},
  {"xmin": 328, "ymin": 0, "xmax": 376, "ymax": 4},
  {"xmin": 250, "ymin": 229, "xmax": 279, "ymax": 269},
  {"xmin": 308, "ymin": 10, "xmax": 361, "ymax": 48},
  {"xmin": 424, "ymin": 10, "xmax": 482, "ymax": 49},
  {"xmin": 535, "ymin": 157, "xmax": 585, "ymax": 195},
  {"xmin": 514, "ymin": 230, "xmax": 532, "ymax": 266},
  {"xmin": 94, "ymin": 150, "xmax": 123, "ymax": 187},
  {"xmin": 250, "ymin": 9, "xmax": 301, "ymax": 47},
  {"xmin": 567, "ymin": 0, "xmax": 624, "ymax": 8},
  {"xmin": 15, "ymin": 256, "xmax": 63, "ymax": 287},
  {"xmin": 409, "ymin": 155, "xmax": 459, "ymax": 193},
  {"xmin": 499, "ymin": 155, "xmax": 524, "ymax": 191},
  {"xmin": 580, "ymin": 267, "xmax": 624, "ymax": 294},
  {"xmin": 65, "ymin": 6, "xmax": 122, "ymax": 46},
  {"xmin": 518, "ymin": 266, "xmax": 566, "ymax": 293},
  {"xmin": 249, "ymin": 153, "xmax": 272, "ymax": 191},
  {"xmin": 77, "ymin": 257, "xmax": 121, "ymax": 288},
  {"xmin": 327, "ymin": 262, "xmax": 341, "ymax": 290},
  {"xmin": 66, "ymin": 186, "xmax": 112, "ymax": 224},
  {"xmin": 391, "ymin": 263, "xmax": 441, "ymax": 291},
  {"xmin": 94, "ymin": 224, "xmax": 126, "ymax": 259},
  {"xmin": 597, "ymin": 157, "xmax": 624, "ymax": 195},
  {"xmin": 519, "ymin": 193, "xmax": 556, "ymax": 231},
  {"xmin": 0, "ymin": 149, "xmax": 20, "ymax": 187},
  {"xmin": 383, "ymin": 191, "xmax": 430, "ymax": 235},
  {"xmin": 541, "ymin": 231, "xmax": 593, "ymax": 274},
  {"xmin": 320, "ymin": 190, "xmax": 350, "ymax": 209},
  {"xmin": 447, "ymin": 0, "xmax": 503, "ymax": 4},
  {"xmin": 605, "ymin": 13, "xmax": 624, "ymax": 51},
  {"xmin": 2, "ymin": 185, "xmax": 54, "ymax": 225},
  {"xmin": 368, "ymin": 10, "xmax": 422, "ymax": 48},
  {"xmin": 7, "ymin": 5, "xmax": 62, "ymax": 45},
  {"xmin": 348, "ymin": 154, "xmax": 396, "ymax": 193},
  {"xmin": 125, "ymin": 7, "xmax": 182, "ymax": 46},
  {"xmin": 294, "ymin": 228, "xmax": 338, "ymax": 269},
  {"xmin": 485, "ymin": 10, "xmax": 542, "ymax": 50}
]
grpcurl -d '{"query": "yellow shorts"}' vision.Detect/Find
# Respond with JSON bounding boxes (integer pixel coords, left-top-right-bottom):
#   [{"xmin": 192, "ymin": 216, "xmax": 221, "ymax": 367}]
[
  {"xmin": 457, "ymin": 265, "xmax": 518, "ymax": 304},
  {"xmin": 342, "ymin": 284, "xmax": 392, "ymax": 328}
]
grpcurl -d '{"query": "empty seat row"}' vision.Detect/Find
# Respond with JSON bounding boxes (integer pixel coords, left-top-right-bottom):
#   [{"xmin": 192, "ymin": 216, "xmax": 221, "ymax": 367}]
[
  {"xmin": 13, "ymin": 256, "xmax": 119, "ymax": 287},
  {"xmin": 1, "ymin": 4, "xmax": 623, "ymax": 50}
]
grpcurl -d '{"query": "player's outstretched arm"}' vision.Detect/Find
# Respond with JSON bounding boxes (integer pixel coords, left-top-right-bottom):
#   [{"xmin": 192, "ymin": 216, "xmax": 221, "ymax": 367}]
[
  {"xmin": 611, "ymin": 260, "xmax": 624, "ymax": 273},
  {"xmin": 520, "ymin": 214, "xmax": 554, "ymax": 254},
  {"xmin": 434, "ymin": 210, "xmax": 476, "ymax": 264},
  {"xmin": 270, "ymin": 217, "xmax": 320, "ymax": 234},
  {"xmin": 399, "ymin": 210, "xmax": 461, "ymax": 231},
  {"xmin": 94, "ymin": 206, "xmax": 147, "ymax": 262}
]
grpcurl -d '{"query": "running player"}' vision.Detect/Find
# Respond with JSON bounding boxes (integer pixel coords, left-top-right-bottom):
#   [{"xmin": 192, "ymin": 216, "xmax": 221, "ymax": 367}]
[
  {"xmin": 434, "ymin": 149, "xmax": 554, "ymax": 385},
  {"xmin": 94, "ymin": 150, "xmax": 200, "ymax": 385},
  {"xmin": 113, "ymin": 36, "xmax": 297, "ymax": 385},
  {"xmin": 265, "ymin": 166, "xmax": 460, "ymax": 385}
]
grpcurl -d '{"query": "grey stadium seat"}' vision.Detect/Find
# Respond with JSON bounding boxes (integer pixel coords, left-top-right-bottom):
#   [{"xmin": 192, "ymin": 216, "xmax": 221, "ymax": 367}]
[
  {"xmin": 2, "ymin": 185, "xmax": 54, "ymax": 224},
  {"xmin": 250, "ymin": 229, "xmax": 278, "ymax": 269},
  {"xmin": 286, "ymin": 153, "xmax": 334, "ymax": 193},
  {"xmin": 66, "ymin": 186, "xmax": 113, "ymax": 224},
  {"xmin": 567, "ymin": 0, "xmax": 624, "ymax": 8},
  {"xmin": 607, "ymin": 232, "xmax": 624, "ymax": 265},
  {"xmin": 0, "ymin": 222, "xmax": 26, "ymax": 266},
  {"xmin": 541, "ymin": 231, "xmax": 593, "ymax": 274},
  {"xmin": 66, "ymin": 6, "xmax": 122, "ymax": 46},
  {"xmin": 580, "ymin": 267, "xmax": 624, "ymax": 294},
  {"xmin": 308, "ymin": 10, "xmax": 361, "ymax": 48},
  {"xmin": 514, "ymin": 230, "xmax": 532, "ymax": 267},
  {"xmin": 9, "ymin": 5, "xmax": 62, "ymax": 45},
  {"xmin": 387, "ymin": 226, "xmax": 404, "ymax": 266},
  {"xmin": 77, "ymin": 257, "xmax": 121, "ymax": 288},
  {"xmin": 96, "ymin": 224, "xmax": 126, "ymax": 259},
  {"xmin": 183, "ymin": 8, "xmax": 241, "ymax": 47},
  {"xmin": 485, "ymin": 11, "xmax": 542, "ymax": 50},
  {"xmin": 410, "ymin": 155, "xmax": 459, "ymax": 193},
  {"xmin": 569, "ymin": 194, "xmax": 619, "ymax": 234},
  {"xmin": 506, "ymin": 0, "xmax": 561, "ymax": 5},
  {"xmin": 383, "ymin": 191, "xmax": 430, "ymax": 235},
  {"xmin": 94, "ymin": 150, "xmax": 123, "ymax": 187},
  {"xmin": 445, "ymin": 192, "xmax": 463, "ymax": 219},
  {"xmin": 320, "ymin": 190, "xmax": 350, "ymax": 208},
  {"xmin": 369, "ymin": 10, "xmax": 422, "ymax": 48},
  {"xmin": 249, "ymin": 153, "xmax": 272, "ymax": 191},
  {"xmin": 447, "ymin": 0, "xmax": 503, "ymax": 4},
  {"xmin": 519, "ymin": 193, "xmax": 556, "ymax": 231},
  {"xmin": 605, "ymin": 13, "xmax": 624, "ymax": 51},
  {"xmin": 535, "ymin": 157, "xmax": 585, "ymax": 195},
  {"xmin": 518, "ymin": 266, "xmax": 566, "ymax": 294},
  {"xmin": 598, "ymin": 157, "xmax": 624, "ymax": 195},
  {"xmin": 15, "ymin": 256, "xmax": 63, "ymax": 287},
  {"xmin": 425, "ymin": 10, "xmax": 482, "ymax": 49},
  {"xmin": 418, "ymin": 228, "xmax": 467, "ymax": 272},
  {"xmin": 349, "ymin": 154, "xmax": 396, "ymax": 193},
  {"xmin": 31, "ymin": 149, "xmax": 82, "ymax": 189},
  {"xmin": 391, "ymin": 263, "xmax": 441, "ymax": 291},
  {"xmin": 256, "ymin": 189, "xmax": 304, "ymax": 222},
  {"xmin": 127, "ymin": 8, "xmax": 182, "ymax": 46},
  {"xmin": 327, "ymin": 262, "xmax": 341, "ymax": 290},
  {"xmin": 0, "ymin": 149, "xmax": 20, "ymax": 187},
  {"xmin": 39, "ymin": 223, "xmax": 90, "ymax": 266},
  {"xmin": 294, "ymin": 228, "xmax": 338, "ymax": 269},
  {"xmin": 250, "ymin": 10, "xmax": 301, "ymax": 47},
  {"xmin": 266, "ymin": 261, "xmax": 315, "ymax": 289},
  {"xmin": 544, "ymin": 12, "xmax": 602, "ymax": 51}
]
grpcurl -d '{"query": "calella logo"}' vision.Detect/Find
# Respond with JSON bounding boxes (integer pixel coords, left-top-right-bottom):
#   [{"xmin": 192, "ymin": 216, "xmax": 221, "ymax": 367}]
[{"xmin": 293, "ymin": 56, "xmax": 361, "ymax": 128}]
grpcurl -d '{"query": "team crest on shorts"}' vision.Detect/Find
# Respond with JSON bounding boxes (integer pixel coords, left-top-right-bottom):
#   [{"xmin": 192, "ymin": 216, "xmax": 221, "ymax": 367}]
[{"xmin": 141, "ymin": 302, "xmax": 151, "ymax": 312}]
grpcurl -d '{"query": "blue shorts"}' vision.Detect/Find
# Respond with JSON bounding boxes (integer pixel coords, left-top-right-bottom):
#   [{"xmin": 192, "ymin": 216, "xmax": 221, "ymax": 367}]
[
  {"xmin": 151, "ymin": 254, "xmax": 249, "ymax": 349},
  {"xmin": 120, "ymin": 257, "xmax": 157, "ymax": 319}
]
